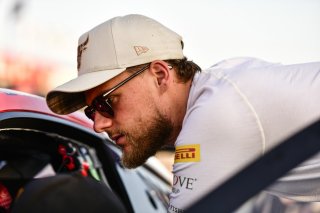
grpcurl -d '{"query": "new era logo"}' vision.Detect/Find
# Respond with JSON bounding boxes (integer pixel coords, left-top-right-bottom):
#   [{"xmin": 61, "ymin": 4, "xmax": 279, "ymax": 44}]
[{"xmin": 134, "ymin": 46, "xmax": 149, "ymax": 56}]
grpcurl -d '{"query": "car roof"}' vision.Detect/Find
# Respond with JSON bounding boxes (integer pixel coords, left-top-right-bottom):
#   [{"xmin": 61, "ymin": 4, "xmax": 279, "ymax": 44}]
[{"xmin": 0, "ymin": 88, "xmax": 92, "ymax": 128}]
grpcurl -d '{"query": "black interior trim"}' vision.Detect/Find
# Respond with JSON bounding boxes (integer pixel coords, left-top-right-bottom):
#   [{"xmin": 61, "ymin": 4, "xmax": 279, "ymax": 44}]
[{"xmin": 0, "ymin": 112, "xmax": 134, "ymax": 213}]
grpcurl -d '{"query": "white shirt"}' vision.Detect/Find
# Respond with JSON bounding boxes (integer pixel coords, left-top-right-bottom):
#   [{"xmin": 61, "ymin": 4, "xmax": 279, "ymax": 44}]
[{"xmin": 168, "ymin": 57, "xmax": 320, "ymax": 212}]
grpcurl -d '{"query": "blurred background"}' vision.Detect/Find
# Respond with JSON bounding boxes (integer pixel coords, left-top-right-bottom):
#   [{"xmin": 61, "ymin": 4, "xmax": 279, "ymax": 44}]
[
  {"xmin": 0, "ymin": 0, "xmax": 319, "ymax": 177},
  {"xmin": 0, "ymin": 0, "xmax": 319, "ymax": 97}
]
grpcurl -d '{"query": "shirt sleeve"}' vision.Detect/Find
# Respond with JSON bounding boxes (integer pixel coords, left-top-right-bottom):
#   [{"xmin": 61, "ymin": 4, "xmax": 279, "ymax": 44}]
[
  {"xmin": 168, "ymin": 59, "xmax": 320, "ymax": 212},
  {"xmin": 169, "ymin": 70, "xmax": 266, "ymax": 212}
]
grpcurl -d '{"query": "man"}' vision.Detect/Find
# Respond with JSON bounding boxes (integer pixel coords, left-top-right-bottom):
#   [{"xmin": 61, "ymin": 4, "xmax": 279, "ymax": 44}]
[{"xmin": 46, "ymin": 14, "xmax": 320, "ymax": 212}]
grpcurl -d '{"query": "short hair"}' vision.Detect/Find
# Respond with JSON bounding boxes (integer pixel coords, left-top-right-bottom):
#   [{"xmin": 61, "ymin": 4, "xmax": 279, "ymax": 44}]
[
  {"xmin": 128, "ymin": 57, "xmax": 201, "ymax": 83},
  {"xmin": 165, "ymin": 57, "xmax": 201, "ymax": 82}
]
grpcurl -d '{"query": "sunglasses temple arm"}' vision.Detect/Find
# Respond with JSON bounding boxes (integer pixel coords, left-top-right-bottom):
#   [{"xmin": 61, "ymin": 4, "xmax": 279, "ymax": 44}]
[{"xmin": 102, "ymin": 65, "xmax": 149, "ymax": 98}]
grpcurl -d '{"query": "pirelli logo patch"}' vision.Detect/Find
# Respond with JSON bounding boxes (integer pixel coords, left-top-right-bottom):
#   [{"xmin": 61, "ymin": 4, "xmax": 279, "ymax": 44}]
[{"xmin": 175, "ymin": 144, "xmax": 201, "ymax": 163}]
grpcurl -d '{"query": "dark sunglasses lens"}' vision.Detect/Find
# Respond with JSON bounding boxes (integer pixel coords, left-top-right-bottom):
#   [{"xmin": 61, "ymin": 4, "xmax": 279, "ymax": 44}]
[
  {"xmin": 93, "ymin": 98, "xmax": 114, "ymax": 117},
  {"xmin": 84, "ymin": 107, "xmax": 95, "ymax": 120}
]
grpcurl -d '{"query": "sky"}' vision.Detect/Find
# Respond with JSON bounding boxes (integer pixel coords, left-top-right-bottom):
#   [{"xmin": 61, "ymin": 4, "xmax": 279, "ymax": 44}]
[{"xmin": 0, "ymin": 0, "xmax": 319, "ymax": 82}]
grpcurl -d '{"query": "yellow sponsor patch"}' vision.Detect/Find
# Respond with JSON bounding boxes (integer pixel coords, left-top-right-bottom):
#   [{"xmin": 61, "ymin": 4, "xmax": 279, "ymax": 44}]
[{"xmin": 175, "ymin": 144, "xmax": 201, "ymax": 163}]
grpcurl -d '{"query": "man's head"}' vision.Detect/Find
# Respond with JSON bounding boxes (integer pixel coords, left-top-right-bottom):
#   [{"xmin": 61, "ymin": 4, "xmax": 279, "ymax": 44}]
[
  {"xmin": 46, "ymin": 14, "xmax": 184, "ymax": 114},
  {"xmin": 46, "ymin": 14, "xmax": 200, "ymax": 168}
]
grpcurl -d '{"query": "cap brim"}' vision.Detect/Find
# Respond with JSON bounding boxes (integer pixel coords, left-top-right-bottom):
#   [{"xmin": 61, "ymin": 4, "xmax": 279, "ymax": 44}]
[{"xmin": 46, "ymin": 68, "xmax": 125, "ymax": 115}]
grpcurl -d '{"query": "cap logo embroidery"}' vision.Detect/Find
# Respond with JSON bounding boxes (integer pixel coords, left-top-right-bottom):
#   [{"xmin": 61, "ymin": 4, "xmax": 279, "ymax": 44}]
[
  {"xmin": 77, "ymin": 35, "xmax": 89, "ymax": 70},
  {"xmin": 134, "ymin": 46, "xmax": 149, "ymax": 56}
]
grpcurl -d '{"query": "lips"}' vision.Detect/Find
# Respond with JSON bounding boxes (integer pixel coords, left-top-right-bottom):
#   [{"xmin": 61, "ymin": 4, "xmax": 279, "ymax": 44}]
[{"xmin": 111, "ymin": 134, "xmax": 125, "ymax": 146}]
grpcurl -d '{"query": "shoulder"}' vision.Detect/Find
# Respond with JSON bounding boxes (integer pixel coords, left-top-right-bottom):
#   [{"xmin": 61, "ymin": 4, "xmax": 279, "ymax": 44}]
[{"xmin": 207, "ymin": 57, "xmax": 278, "ymax": 71}]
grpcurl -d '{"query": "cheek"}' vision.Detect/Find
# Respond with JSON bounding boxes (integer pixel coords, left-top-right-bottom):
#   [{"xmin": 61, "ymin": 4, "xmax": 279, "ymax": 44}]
[
  {"xmin": 116, "ymin": 79, "xmax": 159, "ymax": 120},
  {"xmin": 114, "ymin": 91, "xmax": 145, "ymax": 121},
  {"xmin": 119, "ymin": 92, "xmax": 156, "ymax": 123}
]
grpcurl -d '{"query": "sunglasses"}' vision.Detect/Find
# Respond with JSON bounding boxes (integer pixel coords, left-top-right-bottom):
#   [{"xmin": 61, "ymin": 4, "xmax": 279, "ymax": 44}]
[{"xmin": 84, "ymin": 65, "xmax": 149, "ymax": 121}]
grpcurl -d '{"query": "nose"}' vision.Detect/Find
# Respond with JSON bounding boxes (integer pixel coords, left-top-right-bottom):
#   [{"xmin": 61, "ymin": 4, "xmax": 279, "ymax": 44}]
[{"xmin": 93, "ymin": 112, "xmax": 113, "ymax": 132}]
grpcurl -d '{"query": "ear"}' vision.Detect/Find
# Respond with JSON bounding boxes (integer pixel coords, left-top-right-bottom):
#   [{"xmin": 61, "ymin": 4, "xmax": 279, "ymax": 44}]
[{"xmin": 149, "ymin": 60, "xmax": 171, "ymax": 88}]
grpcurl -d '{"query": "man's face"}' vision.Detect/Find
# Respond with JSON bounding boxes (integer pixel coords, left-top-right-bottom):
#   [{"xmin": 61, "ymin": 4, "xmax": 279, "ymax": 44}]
[{"xmin": 85, "ymin": 65, "xmax": 174, "ymax": 168}]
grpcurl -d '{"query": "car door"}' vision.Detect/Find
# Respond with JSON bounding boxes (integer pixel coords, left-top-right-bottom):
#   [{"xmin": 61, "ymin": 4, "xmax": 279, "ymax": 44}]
[{"xmin": 0, "ymin": 110, "xmax": 171, "ymax": 213}]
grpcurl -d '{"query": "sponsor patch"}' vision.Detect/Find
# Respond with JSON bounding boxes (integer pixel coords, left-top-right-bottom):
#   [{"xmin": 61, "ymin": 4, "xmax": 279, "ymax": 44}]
[
  {"xmin": 173, "ymin": 175, "xmax": 197, "ymax": 190},
  {"xmin": 169, "ymin": 204, "xmax": 184, "ymax": 213},
  {"xmin": 175, "ymin": 144, "xmax": 200, "ymax": 163}
]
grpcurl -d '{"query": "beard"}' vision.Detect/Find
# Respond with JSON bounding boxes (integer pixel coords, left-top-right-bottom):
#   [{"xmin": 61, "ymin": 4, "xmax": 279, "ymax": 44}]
[{"xmin": 118, "ymin": 110, "xmax": 173, "ymax": 169}]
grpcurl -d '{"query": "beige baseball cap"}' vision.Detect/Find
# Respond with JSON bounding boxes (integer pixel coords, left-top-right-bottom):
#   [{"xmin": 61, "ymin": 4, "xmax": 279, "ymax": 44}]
[{"xmin": 46, "ymin": 14, "xmax": 184, "ymax": 115}]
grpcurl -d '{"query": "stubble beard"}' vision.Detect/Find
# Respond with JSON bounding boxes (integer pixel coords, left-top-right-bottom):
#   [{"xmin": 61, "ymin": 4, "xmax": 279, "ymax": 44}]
[{"xmin": 120, "ymin": 110, "xmax": 174, "ymax": 169}]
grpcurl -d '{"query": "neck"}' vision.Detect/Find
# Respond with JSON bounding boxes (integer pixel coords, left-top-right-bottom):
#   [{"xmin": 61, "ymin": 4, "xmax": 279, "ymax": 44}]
[{"xmin": 166, "ymin": 79, "xmax": 192, "ymax": 146}]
